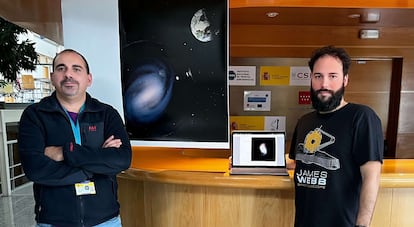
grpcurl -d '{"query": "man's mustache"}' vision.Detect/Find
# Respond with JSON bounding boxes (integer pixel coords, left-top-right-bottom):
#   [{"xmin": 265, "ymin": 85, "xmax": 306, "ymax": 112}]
[
  {"xmin": 316, "ymin": 89, "xmax": 333, "ymax": 94},
  {"xmin": 60, "ymin": 78, "xmax": 79, "ymax": 86}
]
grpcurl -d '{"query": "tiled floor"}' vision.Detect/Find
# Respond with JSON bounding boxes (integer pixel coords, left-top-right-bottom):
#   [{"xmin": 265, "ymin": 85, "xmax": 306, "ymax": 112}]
[{"xmin": 0, "ymin": 182, "xmax": 36, "ymax": 227}]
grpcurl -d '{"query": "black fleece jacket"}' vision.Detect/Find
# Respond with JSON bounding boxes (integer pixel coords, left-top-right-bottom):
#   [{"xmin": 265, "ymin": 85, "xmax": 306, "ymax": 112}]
[{"xmin": 18, "ymin": 92, "xmax": 132, "ymax": 227}]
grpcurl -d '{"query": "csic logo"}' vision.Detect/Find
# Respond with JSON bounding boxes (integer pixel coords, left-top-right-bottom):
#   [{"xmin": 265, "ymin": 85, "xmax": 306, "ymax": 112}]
[{"xmin": 295, "ymin": 72, "xmax": 310, "ymax": 79}]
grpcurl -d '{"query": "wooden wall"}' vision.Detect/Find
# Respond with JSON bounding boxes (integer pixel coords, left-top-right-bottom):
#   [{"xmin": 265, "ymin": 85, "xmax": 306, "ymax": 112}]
[
  {"xmin": 229, "ymin": 8, "xmax": 414, "ymax": 158},
  {"xmin": 229, "ymin": 0, "xmax": 414, "ymax": 8},
  {"xmin": 229, "ymin": 57, "xmax": 392, "ymax": 150}
]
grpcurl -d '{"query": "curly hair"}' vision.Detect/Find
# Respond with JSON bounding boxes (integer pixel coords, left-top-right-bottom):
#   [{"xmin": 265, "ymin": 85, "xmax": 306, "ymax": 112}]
[{"xmin": 308, "ymin": 45, "xmax": 351, "ymax": 76}]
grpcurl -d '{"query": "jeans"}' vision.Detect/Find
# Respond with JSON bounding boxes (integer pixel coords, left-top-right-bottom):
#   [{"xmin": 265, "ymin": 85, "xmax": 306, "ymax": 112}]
[{"xmin": 37, "ymin": 215, "xmax": 122, "ymax": 227}]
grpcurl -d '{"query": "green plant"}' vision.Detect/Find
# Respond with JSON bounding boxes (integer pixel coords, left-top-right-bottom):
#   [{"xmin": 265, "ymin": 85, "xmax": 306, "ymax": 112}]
[{"xmin": 0, "ymin": 17, "xmax": 38, "ymax": 85}]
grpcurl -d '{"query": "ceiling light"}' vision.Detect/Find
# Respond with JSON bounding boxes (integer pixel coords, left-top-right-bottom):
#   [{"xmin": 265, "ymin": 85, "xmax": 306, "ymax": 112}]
[
  {"xmin": 361, "ymin": 11, "xmax": 380, "ymax": 23},
  {"xmin": 266, "ymin": 12, "xmax": 279, "ymax": 18},
  {"xmin": 348, "ymin": 14, "xmax": 361, "ymax": 19}
]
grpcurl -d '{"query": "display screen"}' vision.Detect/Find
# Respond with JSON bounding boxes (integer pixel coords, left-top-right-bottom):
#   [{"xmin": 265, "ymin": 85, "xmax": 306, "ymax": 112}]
[
  {"xmin": 232, "ymin": 131, "xmax": 286, "ymax": 167},
  {"xmin": 118, "ymin": 0, "xmax": 229, "ymax": 148}
]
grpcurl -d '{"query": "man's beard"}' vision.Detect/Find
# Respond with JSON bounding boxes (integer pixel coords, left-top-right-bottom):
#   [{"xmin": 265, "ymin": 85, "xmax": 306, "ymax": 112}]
[{"xmin": 311, "ymin": 85, "xmax": 345, "ymax": 112}]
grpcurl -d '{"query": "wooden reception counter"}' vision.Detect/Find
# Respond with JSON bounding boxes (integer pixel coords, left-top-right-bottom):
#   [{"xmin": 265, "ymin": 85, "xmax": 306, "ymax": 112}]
[{"xmin": 117, "ymin": 148, "xmax": 414, "ymax": 227}]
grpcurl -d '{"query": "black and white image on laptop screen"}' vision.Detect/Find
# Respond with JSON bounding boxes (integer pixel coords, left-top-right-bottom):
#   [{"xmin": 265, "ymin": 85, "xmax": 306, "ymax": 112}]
[
  {"xmin": 232, "ymin": 132, "xmax": 285, "ymax": 167},
  {"xmin": 251, "ymin": 137, "xmax": 275, "ymax": 161}
]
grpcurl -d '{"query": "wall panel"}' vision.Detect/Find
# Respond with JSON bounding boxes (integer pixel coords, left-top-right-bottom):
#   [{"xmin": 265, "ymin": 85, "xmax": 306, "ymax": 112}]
[{"xmin": 230, "ymin": 23, "xmax": 414, "ymax": 158}]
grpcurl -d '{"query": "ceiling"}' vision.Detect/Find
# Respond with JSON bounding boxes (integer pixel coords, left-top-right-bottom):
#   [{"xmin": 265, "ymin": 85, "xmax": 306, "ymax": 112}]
[
  {"xmin": 0, "ymin": 0, "xmax": 62, "ymax": 44},
  {"xmin": 230, "ymin": 7, "xmax": 414, "ymax": 27},
  {"xmin": 1, "ymin": 0, "xmax": 414, "ymax": 48}
]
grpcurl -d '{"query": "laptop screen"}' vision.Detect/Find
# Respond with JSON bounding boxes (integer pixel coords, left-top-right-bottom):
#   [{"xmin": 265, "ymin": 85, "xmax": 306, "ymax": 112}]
[{"xmin": 232, "ymin": 131, "xmax": 286, "ymax": 168}]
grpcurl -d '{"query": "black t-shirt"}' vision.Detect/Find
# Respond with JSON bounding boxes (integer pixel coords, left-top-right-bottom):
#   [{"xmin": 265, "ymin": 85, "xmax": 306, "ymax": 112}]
[{"xmin": 289, "ymin": 103, "xmax": 383, "ymax": 227}]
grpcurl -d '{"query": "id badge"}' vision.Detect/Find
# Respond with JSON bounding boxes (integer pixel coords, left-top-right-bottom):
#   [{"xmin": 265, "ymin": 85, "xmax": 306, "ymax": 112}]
[{"xmin": 75, "ymin": 181, "xmax": 96, "ymax": 195}]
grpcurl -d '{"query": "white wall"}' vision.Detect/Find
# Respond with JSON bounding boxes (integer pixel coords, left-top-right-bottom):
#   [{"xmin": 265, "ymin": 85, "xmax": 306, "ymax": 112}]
[{"xmin": 61, "ymin": 0, "xmax": 124, "ymax": 117}]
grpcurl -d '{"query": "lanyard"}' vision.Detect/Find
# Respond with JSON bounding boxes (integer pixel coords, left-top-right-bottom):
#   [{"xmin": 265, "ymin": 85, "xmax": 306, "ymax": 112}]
[{"xmin": 64, "ymin": 105, "xmax": 85, "ymax": 145}]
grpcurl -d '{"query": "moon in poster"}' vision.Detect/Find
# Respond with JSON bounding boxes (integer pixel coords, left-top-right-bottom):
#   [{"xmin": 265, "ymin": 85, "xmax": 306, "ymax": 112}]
[{"xmin": 190, "ymin": 8, "xmax": 212, "ymax": 42}]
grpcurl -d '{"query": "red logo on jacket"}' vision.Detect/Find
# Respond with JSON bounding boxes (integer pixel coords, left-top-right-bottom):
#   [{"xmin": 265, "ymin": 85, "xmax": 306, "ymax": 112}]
[{"xmin": 88, "ymin": 125, "xmax": 97, "ymax": 132}]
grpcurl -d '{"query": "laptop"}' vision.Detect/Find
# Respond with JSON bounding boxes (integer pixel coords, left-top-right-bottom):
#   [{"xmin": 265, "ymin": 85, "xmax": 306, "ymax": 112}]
[{"xmin": 230, "ymin": 130, "xmax": 288, "ymax": 176}]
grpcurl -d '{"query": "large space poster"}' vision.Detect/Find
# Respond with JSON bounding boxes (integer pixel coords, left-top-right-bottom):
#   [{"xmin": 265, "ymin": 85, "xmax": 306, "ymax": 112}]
[{"xmin": 118, "ymin": 0, "xmax": 228, "ymax": 147}]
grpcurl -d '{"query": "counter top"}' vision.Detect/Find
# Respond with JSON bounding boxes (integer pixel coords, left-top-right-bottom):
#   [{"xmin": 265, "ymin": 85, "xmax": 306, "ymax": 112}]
[
  {"xmin": 121, "ymin": 147, "xmax": 414, "ymax": 189},
  {"xmin": 119, "ymin": 168, "xmax": 294, "ymax": 189},
  {"xmin": 380, "ymin": 159, "xmax": 414, "ymax": 187}
]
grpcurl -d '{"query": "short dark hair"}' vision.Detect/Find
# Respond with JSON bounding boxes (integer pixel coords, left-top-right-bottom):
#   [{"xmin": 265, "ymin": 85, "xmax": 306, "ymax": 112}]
[
  {"xmin": 308, "ymin": 45, "xmax": 351, "ymax": 76},
  {"xmin": 52, "ymin": 49, "xmax": 90, "ymax": 74}
]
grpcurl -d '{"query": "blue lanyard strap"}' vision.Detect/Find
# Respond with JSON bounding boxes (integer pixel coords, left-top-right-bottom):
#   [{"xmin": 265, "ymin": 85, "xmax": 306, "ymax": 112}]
[{"xmin": 64, "ymin": 104, "xmax": 85, "ymax": 145}]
